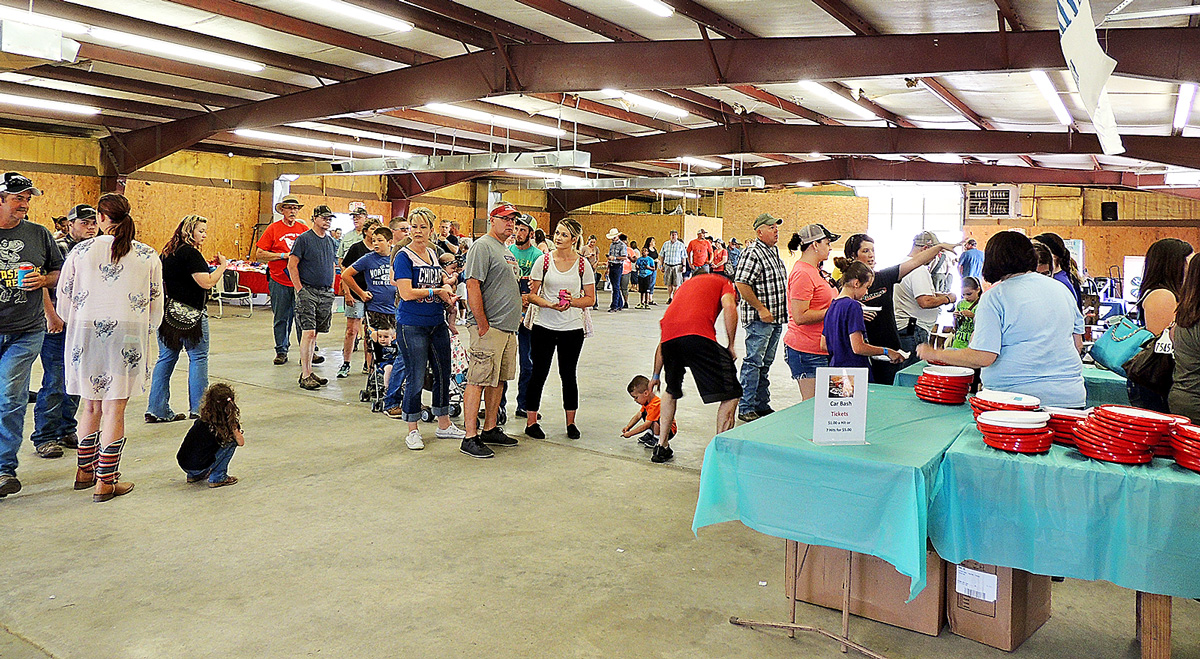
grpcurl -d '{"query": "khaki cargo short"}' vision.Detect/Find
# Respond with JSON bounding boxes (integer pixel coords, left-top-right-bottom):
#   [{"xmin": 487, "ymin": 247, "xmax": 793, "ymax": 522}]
[{"xmin": 466, "ymin": 325, "xmax": 518, "ymax": 388}]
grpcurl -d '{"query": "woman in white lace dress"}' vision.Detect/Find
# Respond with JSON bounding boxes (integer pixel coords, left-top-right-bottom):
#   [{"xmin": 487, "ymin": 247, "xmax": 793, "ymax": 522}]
[{"xmin": 56, "ymin": 193, "xmax": 163, "ymax": 502}]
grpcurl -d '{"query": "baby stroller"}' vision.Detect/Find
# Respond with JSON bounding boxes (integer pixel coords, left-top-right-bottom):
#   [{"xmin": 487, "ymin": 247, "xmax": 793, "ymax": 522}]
[
  {"xmin": 359, "ymin": 316, "xmax": 395, "ymax": 414},
  {"xmin": 419, "ymin": 332, "xmax": 468, "ymax": 421}
]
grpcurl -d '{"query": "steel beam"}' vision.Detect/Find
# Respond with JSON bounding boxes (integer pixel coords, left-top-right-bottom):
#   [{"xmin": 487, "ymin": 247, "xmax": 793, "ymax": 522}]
[
  {"xmin": 809, "ymin": 0, "xmax": 879, "ymax": 36},
  {"xmin": 730, "ymin": 85, "xmax": 839, "ymax": 125},
  {"xmin": 581, "ymin": 124, "xmax": 1200, "ymax": 170},
  {"xmin": 660, "ymin": 0, "xmax": 756, "ymax": 40},
  {"xmin": 530, "ymin": 93, "xmax": 683, "ymax": 133},
  {"xmin": 385, "ymin": 109, "xmax": 566, "ymax": 148},
  {"xmin": 398, "ymin": 0, "xmax": 556, "ymax": 44},
  {"xmin": 509, "ymin": 0, "xmax": 642, "ymax": 42},
  {"xmin": 163, "ymin": 0, "xmax": 433, "ymax": 65},
  {"xmin": 993, "ymin": 0, "xmax": 1027, "ymax": 31},
  {"xmin": 753, "ymin": 157, "xmax": 1166, "ymax": 187},
  {"xmin": 348, "ymin": 0, "xmax": 506, "ymax": 48},
  {"xmin": 77, "ymin": 43, "xmax": 309, "ymax": 97},
  {"xmin": 919, "ymin": 78, "xmax": 995, "ymax": 130},
  {"xmin": 101, "ymin": 28, "xmax": 1200, "ymax": 173},
  {"xmin": 466, "ymin": 100, "xmax": 622, "ymax": 141},
  {"xmin": 25, "ymin": 64, "xmax": 254, "ymax": 108},
  {"xmin": 0, "ymin": 0, "xmax": 362, "ymax": 82}
]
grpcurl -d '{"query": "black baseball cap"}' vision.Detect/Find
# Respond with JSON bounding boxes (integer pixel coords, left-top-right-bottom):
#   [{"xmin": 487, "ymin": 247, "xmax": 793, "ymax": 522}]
[
  {"xmin": 312, "ymin": 205, "xmax": 335, "ymax": 218},
  {"xmin": 67, "ymin": 204, "xmax": 96, "ymax": 221},
  {"xmin": 0, "ymin": 172, "xmax": 42, "ymax": 196}
]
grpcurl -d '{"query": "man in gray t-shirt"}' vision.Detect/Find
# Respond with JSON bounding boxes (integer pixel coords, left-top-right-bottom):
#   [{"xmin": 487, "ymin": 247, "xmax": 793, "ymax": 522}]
[
  {"xmin": 460, "ymin": 203, "xmax": 523, "ymax": 459},
  {"xmin": 287, "ymin": 205, "xmax": 338, "ymax": 390},
  {"xmin": 0, "ymin": 172, "xmax": 63, "ymax": 497}
]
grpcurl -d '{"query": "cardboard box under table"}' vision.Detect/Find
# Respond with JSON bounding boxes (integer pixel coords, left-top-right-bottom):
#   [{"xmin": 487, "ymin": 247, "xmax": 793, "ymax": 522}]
[
  {"xmin": 692, "ymin": 385, "xmax": 975, "ymax": 643},
  {"xmin": 945, "ymin": 560, "xmax": 1052, "ymax": 651},
  {"xmin": 930, "ymin": 429, "xmax": 1200, "ymax": 657},
  {"xmin": 894, "ymin": 360, "xmax": 1129, "ymax": 407}
]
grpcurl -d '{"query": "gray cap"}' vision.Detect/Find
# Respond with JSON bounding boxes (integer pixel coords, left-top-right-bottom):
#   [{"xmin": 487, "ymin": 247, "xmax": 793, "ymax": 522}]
[
  {"xmin": 753, "ymin": 213, "xmax": 783, "ymax": 229},
  {"xmin": 913, "ymin": 231, "xmax": 939, "ymax": 247},
  {"xmin": 67, "ymin": 204, "xmax": 97, "ymax": 222},
  {"xmin": 796, "ymin": 223, "xmax": 840, "ymax": 246}
]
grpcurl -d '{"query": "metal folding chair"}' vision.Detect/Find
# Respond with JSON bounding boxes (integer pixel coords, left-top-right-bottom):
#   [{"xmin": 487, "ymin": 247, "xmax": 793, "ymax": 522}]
[{"xmin": 212, "ymin": 269, "xmax": 253, "ymax": 318}]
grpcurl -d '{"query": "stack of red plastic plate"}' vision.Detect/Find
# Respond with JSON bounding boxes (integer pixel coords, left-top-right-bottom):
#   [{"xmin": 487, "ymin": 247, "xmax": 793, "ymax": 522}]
[
  {"xmin": 1156, "ymin": 414, "xmax": 1193, "ymax": 458},
  {"xmin": 1072, "ymin": 405, "xmax": 1174, "ymax": 465},
  {"xmin": 1169, "ymin": 423, "xmax": 1200, "ymax": 473},
  {"xmin": 968, "ymin": 390, "xmax": 1041, "ymax": 419},
  {"xmin": 914, "ymin": 366, "xmax": 973, "ymax": 405},
  {"xmin": 976, "ymin": 410, "xmax": 1053, "ymax": 453},
  {"xmin": 1043, "ymin": 407, "xmax": 1089, "ymax": 446}
]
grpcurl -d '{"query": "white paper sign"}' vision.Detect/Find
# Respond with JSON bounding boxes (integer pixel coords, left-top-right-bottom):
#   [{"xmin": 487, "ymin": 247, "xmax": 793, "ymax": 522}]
[
  {"xmin": 955, "ymin": 566, "xmax": 999, "ymax": 602},
  {"xmin": 812, "ymin": 367, "xmax": 869, "ymax": 445},
  {"xmin": 1058, "ymin": 0, "xmax": 1124, "ymax": 155}
]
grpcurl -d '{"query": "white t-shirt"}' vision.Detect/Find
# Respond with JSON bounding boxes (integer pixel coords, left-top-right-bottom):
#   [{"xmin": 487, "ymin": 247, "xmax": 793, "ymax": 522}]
[
  {"xmin": 894, "ymin": 265, "xmax": 941, "ymax": 332},
  {"xmin": 530, "ymin": 253, "xmax": 595, "ymax": 331}
]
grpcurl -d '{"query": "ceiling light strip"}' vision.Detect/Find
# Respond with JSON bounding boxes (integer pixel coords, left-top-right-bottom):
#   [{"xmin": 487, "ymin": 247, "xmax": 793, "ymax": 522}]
[
  {"xmin": 424, "ymin": 103, "xmax": 566, "ymax": 138},
  {"xmin": 1029, "ymin": 71, "xmax": 1073, "ymax": 126},
  {"xmin": 600, "ymin": 89, "xmax": 689, "ymax": 119},
  {"xmin": 233, "ymin": 129, "xmax": 411, "ymax": 158},
  {"xmin": 796, "ymin": 81, "xmax": 878, "ymax": 121},
  {"xmin": 0, "ymin": 92, "xmax": 98, "ymax": 115},
  {"xmin": 1174, "ymin": 83, "xmax": 1197, "ymax": 131},
  {"xmin": 295, "ymin": 0, "xmax": 413, "ymax": 32},
  {"xmin": 622, "ymin": 0, "xmax": 674, "ymax": 18}
]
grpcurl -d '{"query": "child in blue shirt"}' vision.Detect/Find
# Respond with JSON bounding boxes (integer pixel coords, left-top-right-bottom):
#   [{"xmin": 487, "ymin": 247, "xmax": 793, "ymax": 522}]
[
  {"xmin": 635, "ymin": 247, "xmax": 657, "ymax": 309},
  {"xmin": 821, "ymin": 261, "xmax": 903, "ymax": 381}
]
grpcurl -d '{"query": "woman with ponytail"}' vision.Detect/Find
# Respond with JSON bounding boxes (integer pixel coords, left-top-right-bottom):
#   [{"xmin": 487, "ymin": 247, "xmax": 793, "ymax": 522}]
[
  {"xmin": 782, "ymin": 225, "xmax": 837, "ymax": 400},
  {"xmin": 56, "ymin": 193, "xmax": 163, "ymax": 502},
  {"xmin": 839, "ymin": 233, "xmax": 958, "ymax": 385}
]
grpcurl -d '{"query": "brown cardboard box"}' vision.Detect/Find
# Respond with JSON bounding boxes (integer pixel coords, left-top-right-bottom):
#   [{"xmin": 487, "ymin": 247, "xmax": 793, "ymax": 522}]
[
  {"xmin": 945, "ymin": 560, "xmax": 1052, "ymax": 651},
  {"xmin": 785, "ymin": 541, "xmax": 945, "ymax": 636}
]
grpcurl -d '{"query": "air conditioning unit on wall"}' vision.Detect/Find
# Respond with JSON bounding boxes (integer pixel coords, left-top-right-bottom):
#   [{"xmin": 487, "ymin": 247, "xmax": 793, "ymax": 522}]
[{"xmin": 965, "ymin": 184, "xmax": 1020, "ymax": 220}]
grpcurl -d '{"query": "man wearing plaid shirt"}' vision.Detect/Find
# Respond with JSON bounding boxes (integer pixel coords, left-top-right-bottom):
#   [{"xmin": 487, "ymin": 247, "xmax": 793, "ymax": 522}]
[{"xmin": 732, "ymin": 213, "xmax": 788, "ymax": 422}]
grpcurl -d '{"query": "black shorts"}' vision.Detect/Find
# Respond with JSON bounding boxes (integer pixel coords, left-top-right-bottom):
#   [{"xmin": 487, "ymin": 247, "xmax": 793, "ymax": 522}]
[
  {"xmin": 661, "ymin": 335, "xmax": 742, "ymax": 404},
  {"xmin": 638, "ymin": 275, "xmax": 652, "ymax": 294}
]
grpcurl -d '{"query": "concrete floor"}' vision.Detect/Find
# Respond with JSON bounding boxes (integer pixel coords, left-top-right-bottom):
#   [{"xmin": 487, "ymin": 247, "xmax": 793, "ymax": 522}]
[{"xmin": 1, "ymin": 292, "xmax": 1197, "ymax": 658}]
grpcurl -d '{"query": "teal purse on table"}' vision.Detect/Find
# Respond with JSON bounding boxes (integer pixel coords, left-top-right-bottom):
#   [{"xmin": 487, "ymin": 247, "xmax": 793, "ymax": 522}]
[{"xmin": 1091, "ymin": 316, "xmax": 1154, "ymax": 377}]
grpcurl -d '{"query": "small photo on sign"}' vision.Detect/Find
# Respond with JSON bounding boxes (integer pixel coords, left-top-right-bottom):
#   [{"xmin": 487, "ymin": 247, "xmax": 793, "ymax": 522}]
[{"xmin": 829, "ymin": 375, "xmax": 855, "ymax": 399}]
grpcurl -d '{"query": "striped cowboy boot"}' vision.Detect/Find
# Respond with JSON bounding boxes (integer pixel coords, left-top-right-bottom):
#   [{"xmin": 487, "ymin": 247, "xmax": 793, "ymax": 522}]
[
  {"xmin": 73, "ymin": 432, "xmax": 100, "ymax": 490},
  {"xmin": 93, "ymin": 438, "xmax": 134, "ymax": 503}
]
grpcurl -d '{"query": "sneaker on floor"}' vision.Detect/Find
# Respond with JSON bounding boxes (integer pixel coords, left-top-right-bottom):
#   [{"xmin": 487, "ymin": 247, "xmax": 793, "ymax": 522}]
[
  {"xmin": 312, "ymin": 354, "xmax": 325, "ymax": 365},
  {"xmin": 651, "ymin": 444, "xmax": 674, "ymax": 463},
  {"xmin": 208, "ymin": 476, "xmax": 238, "ymax": 488},
  {"xmin": 460, "ymin": 436, "xmax": 494, "ymax": 459},
  {"xmin": 480, "ymin": 427, "xmax": 518, "ymax": 447},
  {"xmin": 638, "ymin": 431, "xmax": 658, "ymax": 448},
  {"xmin": 57, "ymin": 432, "xmax": 79, "ymax": 450},
  {"xmin": 298, "ymin": 375, "xmax": 321, "ymax": 391},
  {"xmin": 384, "ymin": 407, "xmax": 405, "ymax": 420},
  {"xmin": 435, "ymin": 424, "xmax": 466, "ymax": 440},
  {"xmin": 737, "ymin": 411, "xmax": 760, "ymax": 423},
  {"xmin": 362, "ymin": 363, "xmax": 370, "ymax": 374},
  {"xmin": 337, "ymin": 363, "xmax": 351, "ymax": 378},
  {"xmin": 273, "ymin": 353, "xmax": 288, "ymax": 365},
  {"xmin": 187, "ymin": 470, "xmax": 210, "ymax": 483},
  {"xmin": 313, "ymin": 374, "xmax": 329, "ymax": 386},
  {"xmin": 567, "ymin": 424, "xmax": 580, "ymax": 440},
  {"xmin": 405, "ymin": 430, "xmax": 425, "ymax": 450},
  {"xmin": 0, "ymin": 474, "xmax": 21, "ymax": 497},
  {"xmin": 524, "ymin": 423, "xmax": 545, "ymax": 439},
  {"xmin": 35, "ymin": 442, "xmax": 63, "ymax": 459}
]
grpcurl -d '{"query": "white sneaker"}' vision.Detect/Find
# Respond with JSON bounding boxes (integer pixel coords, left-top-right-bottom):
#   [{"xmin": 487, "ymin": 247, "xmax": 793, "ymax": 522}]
[
  {"xmin": 436, "ymin": 423, "xmax": 466, "ymax": 440},
  {"xmin": 405, "ymin": 430, "xmax": 425, "ymax": 450}
]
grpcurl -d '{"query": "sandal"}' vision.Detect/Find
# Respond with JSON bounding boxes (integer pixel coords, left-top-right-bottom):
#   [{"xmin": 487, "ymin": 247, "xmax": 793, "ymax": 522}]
[{"xmin": 208, "ymin": 476, "xmax": 238, "ymax": 488}]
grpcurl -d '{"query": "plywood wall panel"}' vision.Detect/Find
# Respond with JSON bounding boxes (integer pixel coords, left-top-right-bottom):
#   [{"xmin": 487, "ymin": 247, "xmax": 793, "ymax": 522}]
[
  {"xmin": 963, "ymin": 225, "xmax": 1200, "ymax": 277},
  {"xmin": 122, "ymin": 180, "xmax": 260, "ymax": 259},
  {"xmin": 23, "ymin": 173, "xmax": 101, "ymax": 233},
  {"xmin": 566, "ymin": 213, "xmax": 687, "ymax": 251},
  {"xmin": 723, "ymin": 190, "xmax": 868, "ymax": 252}
]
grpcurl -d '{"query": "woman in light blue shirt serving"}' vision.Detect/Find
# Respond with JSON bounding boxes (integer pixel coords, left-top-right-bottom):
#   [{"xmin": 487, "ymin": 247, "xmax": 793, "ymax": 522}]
[{"xmin": 917, "ymin": 231, "xmax": 1086, "ymax": 408}]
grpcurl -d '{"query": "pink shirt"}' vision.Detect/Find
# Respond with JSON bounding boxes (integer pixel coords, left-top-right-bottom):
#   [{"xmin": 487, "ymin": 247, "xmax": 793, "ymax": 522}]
[{"xmin": 784, "ymin": 260, "xmax": 835, "ymax": 355}]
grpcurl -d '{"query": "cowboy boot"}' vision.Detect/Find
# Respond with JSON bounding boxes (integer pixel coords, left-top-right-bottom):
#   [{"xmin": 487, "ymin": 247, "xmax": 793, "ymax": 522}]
[
  {"xmin": 93, "ymin": 438, "xmax": 134, "ymax": 503},
  {"xmin": 73, "ymin": 432, "xmax": 100, "ymax": 490}
]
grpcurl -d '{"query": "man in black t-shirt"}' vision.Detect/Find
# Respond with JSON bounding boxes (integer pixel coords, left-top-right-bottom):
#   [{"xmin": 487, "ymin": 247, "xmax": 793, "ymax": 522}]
[
  {"xmin": 0, "ymin": 173, "xmax": 63, "ymax": 498},
  {"xmin": 338, "ymin": 221, "xmax": 374, "ymax": 378}
]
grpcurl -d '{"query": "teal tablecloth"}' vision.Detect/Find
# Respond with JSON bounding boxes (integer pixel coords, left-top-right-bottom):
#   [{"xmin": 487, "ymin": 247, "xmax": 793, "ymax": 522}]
[
  {"xmin": 692, "ymin": 385, "xmax": 975, "ymax": 600},
  {"xmin": 895, "ymin": 361, "xmax": 1128, "ymax": 407},
  {"xmin": 929, "ymin": 431, "xmax": 1200, "ymax": 598}
]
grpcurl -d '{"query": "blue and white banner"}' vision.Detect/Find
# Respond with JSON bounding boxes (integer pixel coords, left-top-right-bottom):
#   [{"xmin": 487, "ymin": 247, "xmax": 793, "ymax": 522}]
[{"xmin": 1058, "ymin": 0, "xmax": 1124, "ymax": 155}]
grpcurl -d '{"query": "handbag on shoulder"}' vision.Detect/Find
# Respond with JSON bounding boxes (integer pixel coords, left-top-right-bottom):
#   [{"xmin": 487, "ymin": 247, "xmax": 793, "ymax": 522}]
[
  {"xmin": 159, "ymin": 298, "xmax": 205, "ymax": 350},
  {"xmin": 1091, "ymin": 316, "xmax": 1154, "ymax": 377},
  {"xmin": 1124, "ymin": 325, "xmax": 1175, "ymax": 398}
]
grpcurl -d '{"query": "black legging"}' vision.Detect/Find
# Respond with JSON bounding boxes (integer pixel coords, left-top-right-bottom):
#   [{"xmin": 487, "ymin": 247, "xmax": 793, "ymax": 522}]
[{"xmin": 525, "ymin": 325, "xmax": 586, "ymax": 412}]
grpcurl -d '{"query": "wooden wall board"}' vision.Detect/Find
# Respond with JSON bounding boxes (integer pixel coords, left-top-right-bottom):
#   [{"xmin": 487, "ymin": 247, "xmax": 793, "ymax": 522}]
[
  {"xmin": 567, "ymin": 213, "xmax": 689, "ymax": 251},
  {"xmin": 123, "ymin": 179, "xmax": 260, "ymax": 260},
  {"xmin": 22, "ymin": 173, "xmax": 101, "ymax": 233},
  {"xmin": 723, "ymin": 190, "xmax": 868, "ymax": 252},
  {"xmin": 1083, "ymin": 189, "xmax": 1200, "ymax": 222},
  {"xmin": 0, "ymin": 129, "xmax": 101, "ymax": 169},
  {"xmin": 963, "ymin": 225, "xmax": 1200, "ymax": 277}
]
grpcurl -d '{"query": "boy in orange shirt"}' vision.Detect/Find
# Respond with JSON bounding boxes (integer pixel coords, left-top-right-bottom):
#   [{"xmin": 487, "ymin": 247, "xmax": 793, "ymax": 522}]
[{"xmin": 622, "ymin": 375, "xmax": 677, "ymax": 449}]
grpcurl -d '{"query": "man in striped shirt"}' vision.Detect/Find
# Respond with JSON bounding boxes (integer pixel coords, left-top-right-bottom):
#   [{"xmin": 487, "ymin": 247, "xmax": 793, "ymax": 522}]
[
  {"xmin": 659, "ymin": 230, "xmax": 686, "ymax": 304},
  {"xmin": 732, "ymin": 213, "xmax": 789, "ymax": 422}
]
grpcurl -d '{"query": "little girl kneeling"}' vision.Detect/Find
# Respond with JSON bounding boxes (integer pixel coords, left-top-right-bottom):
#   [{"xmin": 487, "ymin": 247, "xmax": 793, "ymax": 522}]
[{"xmin": 176, "ymin": 383, "xmax": 245, "ymax": 488}]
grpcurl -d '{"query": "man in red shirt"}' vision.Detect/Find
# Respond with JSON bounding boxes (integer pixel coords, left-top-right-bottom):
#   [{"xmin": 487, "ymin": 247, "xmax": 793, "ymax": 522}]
[
  {"xmin": 687, "ymin": 228, "xmax": 712, "ymax": 277},
  {"xmin": 255, "ymin": 196, "xmax": 312, "ymax": 365},
  {"xmin": 648, "ymin": 273, "xmax": 741, "ymax": 463}
]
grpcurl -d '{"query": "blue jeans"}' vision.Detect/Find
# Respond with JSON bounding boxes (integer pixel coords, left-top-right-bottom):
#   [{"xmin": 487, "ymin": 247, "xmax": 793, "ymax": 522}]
[
  {"xmin": 382, "ymin": 348, "xmax": 407, "ymax": 410},
  {"xmin": 783, "ymin": 346, "xmax": 829, "ymax": 380},
  {"xmin": 500, "ymin": 324, "xmax": 532, "ymax": 412},
  {"xmin": 897, "ymin": 325, "xmax": 929, "ymax": 371},
  {"xmin": 738, "ymin": 320, "xmax": 782, "ymax": 415},
  {"xmin": 608, "ymin": 263, "xmax": 625, "ymax": 310},
  {"xmin": 397, "ymin": 323, "xmax": 452, "ymax": 421},
  {"xmin": 31, "ymin": 329, "xmax": 78, "ymax": 446},
  {"xmin": 268, "ymin": 278, "xmax": 301, "ymax": 355},
  {"xmin": 0, "ymin": 331, "xmax": 45, "ymax": 476},
  {"xmin": 147, "ymin": 316, "xmax": 210, "ymax": 418},
  {"xmin": 183, "ymin": 442, "xmax": 237, "ymax": 483}
]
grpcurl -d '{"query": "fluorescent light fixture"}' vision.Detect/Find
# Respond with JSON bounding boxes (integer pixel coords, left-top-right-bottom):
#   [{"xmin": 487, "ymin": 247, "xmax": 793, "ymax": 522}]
[
  {"xmin": 1030, "ymin": 70, "xmax": 1072, "ymax": 126},
  {"xmin": 1175, "ymin": 84, "xmax": 1197, "ymax": 131},
  {"xmin": 673, "ymin": 157, "xmax": 721, "ymax": 170},
  {"xmin": 233, "ymin": 129, "xmax": 411, "ymax": 158},
  {"xmin": 290, "ymin": 121, "xmax": 414, "ymax": 148},
  {"xmin": 88, "ymin": 27, "xmax": 264, "ymax": 72},
  {"xmin": 0, "ymin": 7, "xmax": 87, "ymax": 34},
  {"xmin": 296, "ymin": 0, "xmax": 413, "ymax": 31},
  {"xmin": 600, "ymin": 89, "xmax": 689, "ymax": 119},
  {"xmin": 1184, "ymin": 126, "xmax": 1200, "ymax": 138},
  {"xmin": 1165, "ymin": 170, "xmax": 1200, "ymax": 186},
  {"xmin": 809, "ymin": 152, "xmax": 822, "ymax": 158},
  {"xmin": 423, "ymin": 103, "xmax": 566, "ymax": 138},
  {"xmin": 0, "ymin": 92, "xmax": 97, "ymax": 115},
  {"xmin": 623, "ymin": 0, "xmax": 674, "ymax": 18},
  {"xmin": 793, "ymin": 181, "xmax": 814, "ymax": 187},
  {"xmin": 797, "ymin": 81, "xmax": 878, "ymax": 120},
  {"xmin": 651, "ymin": 189, "xmax": 700, "ymax": 199},
  {"xmin": 1105, "ymin": 5, "xmax": 1200, "ymax": 21}
]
